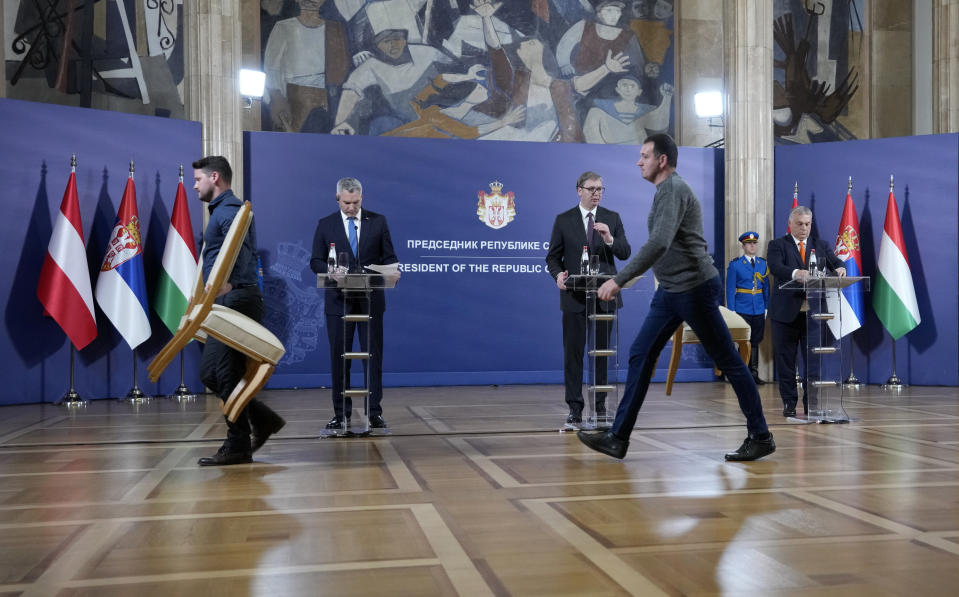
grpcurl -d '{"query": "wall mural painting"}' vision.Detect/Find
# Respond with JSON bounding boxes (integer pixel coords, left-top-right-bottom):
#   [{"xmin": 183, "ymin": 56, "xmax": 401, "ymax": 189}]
[
  {"xmin": 773, "ymin": 0, "xmax": 865, "ymax": 144},
  {"xmin": 260, "ymin": 0, "xmax": 676, "ymax": 143},
  {"xmin": 4, "ymin": 0, "xmax": 185, "ymax": 118}
]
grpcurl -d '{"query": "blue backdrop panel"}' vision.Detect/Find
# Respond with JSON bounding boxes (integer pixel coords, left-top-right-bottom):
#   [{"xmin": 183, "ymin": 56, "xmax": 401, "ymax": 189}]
[
  {"xmin": 0, "ymin": 98, "xmax": 202, "ymax": 405},
  {"xmin": 246, "ymin": 132, "xmax": 722, "ymax": 388},
  {"xmin": 775, "ymin": 134, "xmax": 959, "ymax": 386}
]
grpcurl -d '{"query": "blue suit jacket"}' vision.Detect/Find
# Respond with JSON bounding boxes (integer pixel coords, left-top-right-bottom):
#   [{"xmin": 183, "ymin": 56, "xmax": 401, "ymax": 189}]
[
  {"xmin": 310, "ymin": 209, "xmax": 398, "ymax": 315},
  {"xmin": 767, "ymin": 234, "xmax": 842, "ymax": 323}
]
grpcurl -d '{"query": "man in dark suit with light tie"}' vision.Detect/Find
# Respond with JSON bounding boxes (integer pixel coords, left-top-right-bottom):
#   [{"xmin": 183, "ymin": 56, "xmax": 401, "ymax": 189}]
[
  {"xmin": 767, "ymin": 205, "xmax": 845, "ymax": 417},
  {"xmin": 546, "ymin": 171, "xmax": 631, "ymax": 427},
  {"xmin": 310, "ymin": 177, "xmax": 399, "ymax": 430}
]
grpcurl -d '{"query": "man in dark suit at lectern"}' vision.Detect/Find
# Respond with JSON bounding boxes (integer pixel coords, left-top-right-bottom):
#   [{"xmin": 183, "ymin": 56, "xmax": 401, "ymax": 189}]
[
  {"xmin": 767, "ymin": 205, "xmax": 845, "ymax": 417},
  {"xmin": 310, "ymin": 177, "xmax": 398, "ymax": 430},
  {"xmin": 546, "ymin": 171, "xmax": 631, "ymax": 427}
]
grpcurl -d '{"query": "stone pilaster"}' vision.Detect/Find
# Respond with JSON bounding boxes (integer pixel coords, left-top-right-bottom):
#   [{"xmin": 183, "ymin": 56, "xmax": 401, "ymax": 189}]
[
  {"xmin": 183, "ymin": 0, "xmax": 244, "ymax": 198},
  {"xmin": 871, "ymin": 2, "xmax": 914, "ymax": 138},
  {"xmin": 934, "ymin": 0, "xmax": 959, "ymax": 132},
  {"xmin": 723, "ymin": 0, "xmax": 773, "ymax": 255},
  {"xmin": 723, "ymin": 0, "xmax": 774, "ymax": 380}
]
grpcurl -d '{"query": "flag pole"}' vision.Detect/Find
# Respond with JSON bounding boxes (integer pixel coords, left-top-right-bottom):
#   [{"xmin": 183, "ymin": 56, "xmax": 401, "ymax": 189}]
[
  {"xmin": 169, "ymin": 164, "xmax": 196, "ymax": 402},
  {"xmin": 121, "ymin": 159, "xmax": 148, "ymax": 403},
  {"xmin": 882, "ymin": 336, "xmax": 904, "ymax": 390},
  {"xmin": 841, "ymin": 176, "xmax": 861, "ymax": 390},
  {"xmin": 171, "ymin": 351, "xmax": 196, "ymax": 400},
  {"xmin": 53, "ymin": 154, "xmax": 89, "ymax": 408},
  {"xmin": 123, "ymin": 349, "xmax": 148, "ymax": 402},
  {"xmin": 878, "ymin": 173, "xmax": 907, "ymax": 392},
  {"xmin": 59, "ymin": 344, "xmax": 88, "ymax": 406}
]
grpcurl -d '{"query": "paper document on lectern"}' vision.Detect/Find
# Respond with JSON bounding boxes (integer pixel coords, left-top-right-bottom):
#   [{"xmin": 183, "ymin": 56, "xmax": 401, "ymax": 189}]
[{"xmin": 366, "ymin": 263, "xmax": 401, "ymax": 286}]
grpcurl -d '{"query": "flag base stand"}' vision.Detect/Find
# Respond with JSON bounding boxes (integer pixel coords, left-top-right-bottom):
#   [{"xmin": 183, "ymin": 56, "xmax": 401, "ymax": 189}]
[
  {"xmin": 122, "ymin": 386, "xmax": 151, "ymax": 404},
  {"xmin": 58, "ymin": 389, "xmax": 88, "ymax": 408},
  {"xmin": 881, "ymin": 374, "xmax": 904, "ymax": 391},
  {"xmin": 170, "ymin": 384, "xmax": 197, "ymax": 402},
  {"xmin": 167, "ymin": 353, "xmax": 196, "ymax": 401},
  {"xmin": 881, "ymin": 338, "xmax": 905, "ymax": 391},
  {"xmin": 842, "ymin": 373, "xmax": 862, "ymax": 390}
]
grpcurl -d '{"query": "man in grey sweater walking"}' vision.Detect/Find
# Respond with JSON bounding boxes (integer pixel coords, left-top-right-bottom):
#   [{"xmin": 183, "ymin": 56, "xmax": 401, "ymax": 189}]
[{"xmin": 576, "ymin": 133, "xmax": 775, "ymax": 461}]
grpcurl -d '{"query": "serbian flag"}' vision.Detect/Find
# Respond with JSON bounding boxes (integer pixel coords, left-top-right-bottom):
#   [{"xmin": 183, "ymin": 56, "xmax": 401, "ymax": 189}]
[
  {"xmin": 786, "ymin": 182, "xmax": 799, "ymax": 234},
  {"xmin": 154, "ymin": 175, "xmax": 198, "ymax": 333},
  {"xmin": 37, "ymin": 163, "xmax": 97, "ymax": 349},
  {"xmin": 826, "ymin": 182, "xmax": 865, "ymax": 337},
  {"xmin": 95, "ymin": 167, "xmax": 151, "ymax": 348},
  {"xmin": 873, "ymin": 178, "xmax": 921, "ymax": 340}
]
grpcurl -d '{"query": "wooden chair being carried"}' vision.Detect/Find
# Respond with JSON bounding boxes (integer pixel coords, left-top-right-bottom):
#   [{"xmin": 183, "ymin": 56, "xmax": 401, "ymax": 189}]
[{"xmin": 148, "ymin": 201, "xmax": 285, "ymax": 422}]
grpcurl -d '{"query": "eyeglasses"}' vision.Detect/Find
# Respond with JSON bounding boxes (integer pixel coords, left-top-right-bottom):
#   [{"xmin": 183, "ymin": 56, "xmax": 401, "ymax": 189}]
[{"xmin": 579, "ymin": 186, "xmax": 605, "ymax": 194}]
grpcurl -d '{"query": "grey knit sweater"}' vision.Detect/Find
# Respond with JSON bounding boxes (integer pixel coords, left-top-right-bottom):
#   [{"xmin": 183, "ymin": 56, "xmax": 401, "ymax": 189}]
[{"xmin": 613, "ymin": 172, "xmax": 718, "ymax": 292}]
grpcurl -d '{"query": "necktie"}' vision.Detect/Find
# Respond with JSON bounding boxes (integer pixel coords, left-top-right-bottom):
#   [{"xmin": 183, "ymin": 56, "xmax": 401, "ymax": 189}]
[
  {"xmin": 348, "ymin": 217, "xmax": 358, "ymax": 257},
  {"xmin": 798, "ymin": 240, "xmax": 805, "ymax": 263},
  {"xmin": 586, "ymin": 212, "xmax": 594, "ymax": 247}
]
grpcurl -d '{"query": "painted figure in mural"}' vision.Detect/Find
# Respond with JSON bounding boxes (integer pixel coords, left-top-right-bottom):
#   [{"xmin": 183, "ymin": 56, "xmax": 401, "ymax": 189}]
[
  {"xmin": 577, "ymin": 134, "xmax": 774, "ymax": 462},
  {"xmin": 555, "ymin": 0, "xmax": 645, "ymax": 82},
  {"xmin": 582, "ymin": 76, "xmax": 672, "ymax": 144},
  {"xmin": 545, "ymin": 171, "xmax": 630, "ymax": 428},
  {"xmin": 473, "ymin": 1, "xmax": 582, "ymax": 142},
  {"xmin": 263, "ymin": 0, "xmax": 350, "ymax": 133},
  {"xmin": 442, "ymin": 4, "xmax": 517, "ymax": 59},
  {"xmin": 309, "ymin": 177, "xmax": 399, "ymax": 431},
  {"xmin": 331, "ymin": 2, "xmax": 453, "ymax": 135},
  {"xmin": 628, "ymin": 0, "xmax": 672, "ymax": 87},
  {"xmin": 772, "ymin": 13, "xmax": 859, "ymax": 141},
  {"xmin": 383, "ymin": 64, "xmax": 526, "ymax": 139}
]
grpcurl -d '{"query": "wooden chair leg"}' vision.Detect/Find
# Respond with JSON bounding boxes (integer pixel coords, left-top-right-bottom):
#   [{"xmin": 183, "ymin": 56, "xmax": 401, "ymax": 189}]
[
  {"xmin": 665, "ymin": 327, "xmax": 683, "ymax": 396},
  {"xmin": 222, "ymin": 361, "xmax": 275, "ymax": 422}
]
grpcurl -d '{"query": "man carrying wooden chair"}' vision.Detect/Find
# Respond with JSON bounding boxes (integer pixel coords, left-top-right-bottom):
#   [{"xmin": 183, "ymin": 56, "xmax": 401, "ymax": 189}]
[{"xmin": 190, "ymin": 156, "xmax": 285, "ymax": 466}]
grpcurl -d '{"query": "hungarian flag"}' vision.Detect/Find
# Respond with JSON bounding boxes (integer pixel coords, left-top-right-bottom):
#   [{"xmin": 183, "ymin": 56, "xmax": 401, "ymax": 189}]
[
  {"xmin": 873, "ymin": 180, "xmax": 920, "ymax": 340},
  {"xmin": 154, "ymin": 176, "xmax": 198, "ymax": 333},
  {"xmin": 786, "ymin": 182, "xmax": 798, "ymax": 234},
  {"xmin": 826, "ymin": 183, "xmax": 864, "ymax": 337},
  {"xmin": 95, "ymin": 167, "xmax": 151, "ymax": 348},
  {"xmin": 37, "ymin": 164, "xmax": 97, "ymax": 349}
]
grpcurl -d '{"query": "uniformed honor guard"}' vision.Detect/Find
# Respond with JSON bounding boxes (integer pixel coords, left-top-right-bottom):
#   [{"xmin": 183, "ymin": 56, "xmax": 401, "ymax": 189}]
[{"xmin": 726, "ymin": 231, "xmax": 769, "ymax": 384}]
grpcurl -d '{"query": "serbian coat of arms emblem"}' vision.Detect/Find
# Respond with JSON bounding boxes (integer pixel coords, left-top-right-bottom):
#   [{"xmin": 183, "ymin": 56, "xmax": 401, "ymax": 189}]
[
  {"xmin": 476, "ymin": 181, "xmax": 516, "ymax": 230},
  {"xmin": 835, "ymin": 224, "xmax": 859, "ymax": 261},
  {"xmin": 100, "ymin": 216, "xmax": 142, "ymax": 271}
]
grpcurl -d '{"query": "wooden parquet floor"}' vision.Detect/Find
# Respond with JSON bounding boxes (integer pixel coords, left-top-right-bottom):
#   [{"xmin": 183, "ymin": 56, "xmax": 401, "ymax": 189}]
[{"xmin": 1, "ymin": 382, "xmax": 958, "ymax": 596}]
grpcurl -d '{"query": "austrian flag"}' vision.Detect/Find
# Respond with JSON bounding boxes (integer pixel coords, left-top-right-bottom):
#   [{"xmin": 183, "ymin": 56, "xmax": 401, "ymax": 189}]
[{"xmin": 37, "ymin": 163, "xmax": 97, "ymax": 349}]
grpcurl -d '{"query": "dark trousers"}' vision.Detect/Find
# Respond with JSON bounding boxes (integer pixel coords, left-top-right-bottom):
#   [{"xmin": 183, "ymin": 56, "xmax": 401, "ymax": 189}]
[
  {"xmin": 200, "ymin": 286, "xmax": 273, "ymax": 449},
  {"xmin": 610, "ymin": 276, "xmax": 769, "ymax": 439},
  {"xmin": 740, "ymin": 312, "xmax": 766, "ymax": 371},
  {"xmin": 772, "ymin": 312, "xmax": 821, "ymax": 411},
  {"xmin": 326, "ymin": 299, "xmax": 384, "ymax": 419},
  {"xmin": 562, "ymin": 309, "xmax": 612, "ymax": 413}
]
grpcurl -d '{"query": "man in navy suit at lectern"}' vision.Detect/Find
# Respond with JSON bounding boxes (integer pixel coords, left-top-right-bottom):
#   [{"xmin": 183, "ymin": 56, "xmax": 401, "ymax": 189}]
[
  {"xmin": 546, "ymin": 171, "xmax": 631, "ymax": 428},
  {"xmin": 310, "ymin": 177, "xmax": 398, "ymax": 431},
  {"xmin": 767, "ymin": 205, "xmax": 845, "ymax": 418}
]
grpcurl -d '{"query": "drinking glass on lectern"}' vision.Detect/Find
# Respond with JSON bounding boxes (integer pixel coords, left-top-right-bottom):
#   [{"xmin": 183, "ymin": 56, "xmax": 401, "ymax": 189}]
[
  {"xmin": 338, "ymin": 252, "xmax": 349, "ymax": 272},
  {"xmin": 589, "ymin": 255, "xmax": 600, "ymax": 275}
]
